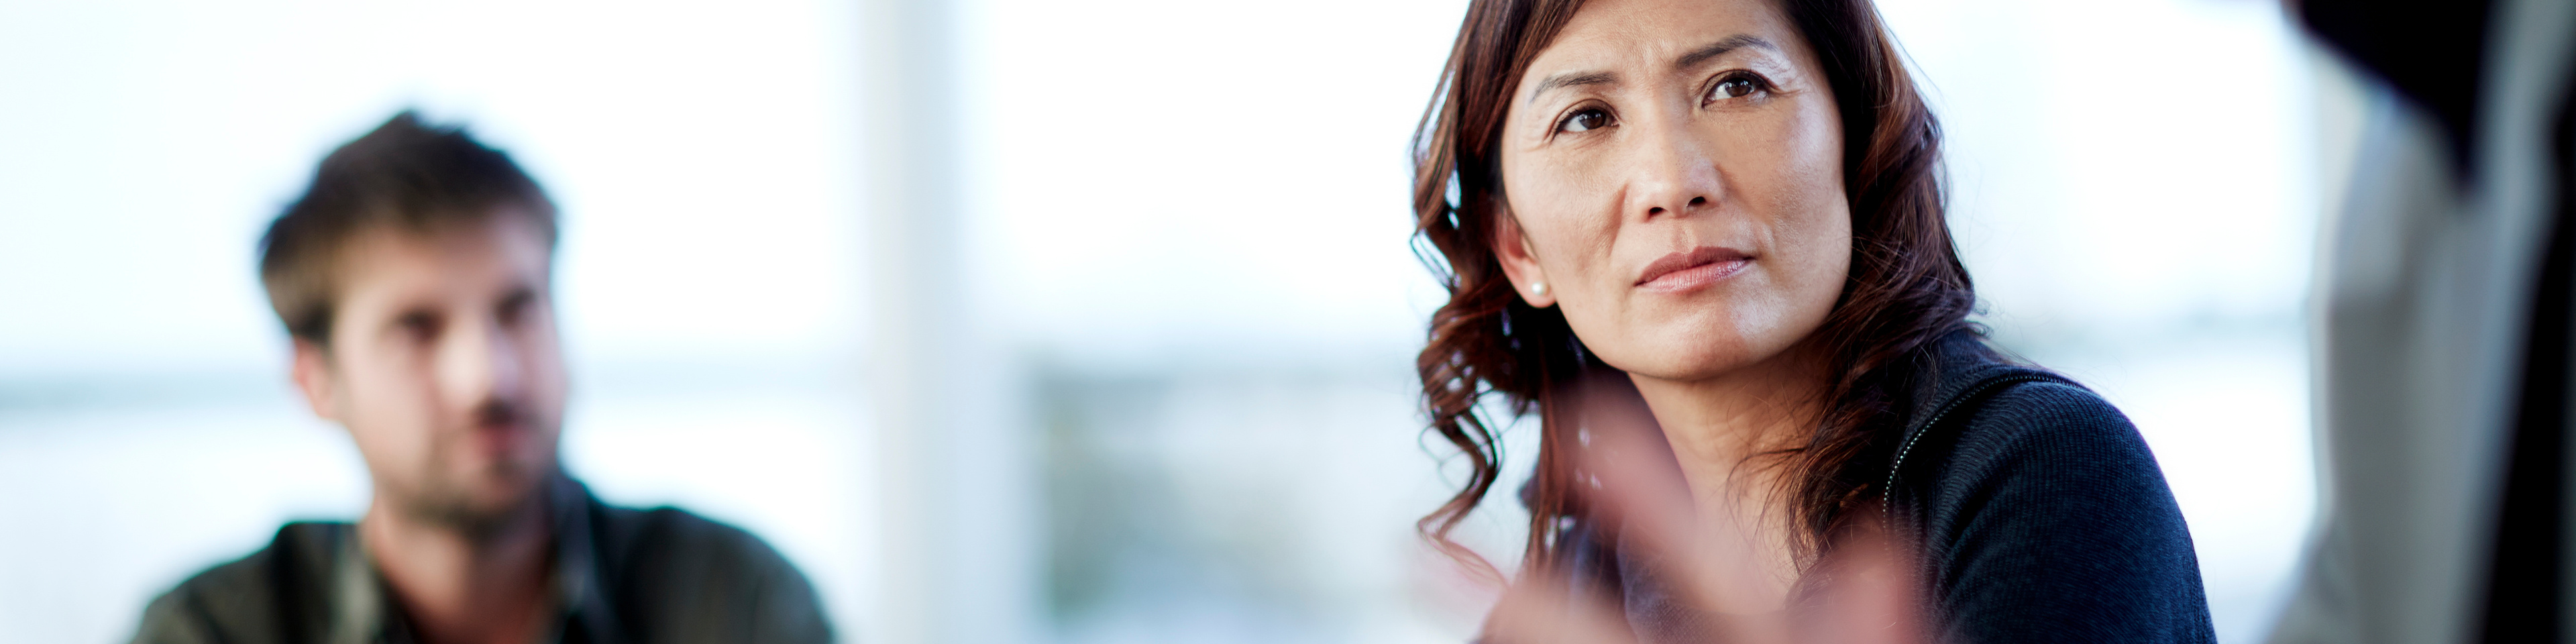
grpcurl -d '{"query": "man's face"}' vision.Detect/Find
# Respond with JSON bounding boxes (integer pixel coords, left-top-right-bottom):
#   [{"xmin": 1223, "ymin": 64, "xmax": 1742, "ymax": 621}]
[{"xmin": 294, "ymin": 211, "xmax": 568, "ymax": 531}]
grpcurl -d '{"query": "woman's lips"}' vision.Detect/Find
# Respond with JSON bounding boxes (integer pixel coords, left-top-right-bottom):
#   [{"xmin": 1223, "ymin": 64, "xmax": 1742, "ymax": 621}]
[{"xmin": 1635, "ymin": 246, "xmax": 1754, "ymax": 292}]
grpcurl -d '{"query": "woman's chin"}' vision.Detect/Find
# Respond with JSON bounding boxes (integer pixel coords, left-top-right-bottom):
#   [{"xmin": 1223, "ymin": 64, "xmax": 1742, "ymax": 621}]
[
  {"xmin": 1600, "ymin": 323, "xmax": 1827, "ymax": 386},
  {"xmin": 1602, "ymin": 344, "xmax": 1764, "ymax": 384}
]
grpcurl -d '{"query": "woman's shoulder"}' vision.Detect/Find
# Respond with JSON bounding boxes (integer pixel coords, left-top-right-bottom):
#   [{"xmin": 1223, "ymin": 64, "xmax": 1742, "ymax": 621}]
[
  {"xmin": 1953, "ymin": 377, "xmax": 2145, "ymax": 467},
  {"xmin": 1903, "ymin": 347, "xmax": 2216, "ymax": 642},
  {"xmin": 1904, "ymin": 333, "xmax": 2151, "ymax": 480},
  {"xmin": 1916, "ymin": 356, "xmax": 2166, "ymax": 509}
]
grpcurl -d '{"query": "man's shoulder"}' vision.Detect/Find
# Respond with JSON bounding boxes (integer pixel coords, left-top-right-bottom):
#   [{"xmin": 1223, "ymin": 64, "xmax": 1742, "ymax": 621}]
[
  {"xmin": 129, "ymin": 522, "xmax": 349, "ymax": 644},
  {"xmin": 580, "ymin": 499, "xmax": 833, "ymax": 643},
  {"xmin": 588, "ymin": 502, "xmax": 796, "ymax": 574},
  {"xmin": 581, "ymin": 499, "xmax": 820, "ymax": 604}
]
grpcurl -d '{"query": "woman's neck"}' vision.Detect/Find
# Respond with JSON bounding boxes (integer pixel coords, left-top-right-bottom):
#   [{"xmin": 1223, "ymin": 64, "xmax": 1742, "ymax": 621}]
[
  {"xmin": 1632, "ymin": 339, "xmax": 1831, "ymax": 477},
  {"xmin": 1625, "ymin": 341, "xmax": 1833, "ymax": 612}
]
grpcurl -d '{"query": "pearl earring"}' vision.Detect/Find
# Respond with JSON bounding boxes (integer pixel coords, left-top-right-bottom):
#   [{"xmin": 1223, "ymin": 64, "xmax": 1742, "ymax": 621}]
[{"xmin": 1532, "ymin": 282, "xmax": 1548, "ymax": 297}]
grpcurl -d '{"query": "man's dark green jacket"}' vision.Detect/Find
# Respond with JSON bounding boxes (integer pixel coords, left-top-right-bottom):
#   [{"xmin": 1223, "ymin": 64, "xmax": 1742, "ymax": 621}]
[{"xmin": 128, "ymin": 476, "xmax": 833, "ymax": 644}]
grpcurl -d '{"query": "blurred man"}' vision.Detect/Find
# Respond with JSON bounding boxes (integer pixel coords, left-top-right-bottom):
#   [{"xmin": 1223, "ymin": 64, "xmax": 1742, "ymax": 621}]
[{"xmin": 129, "ymin": 112, "xmax": 833, "ymax": 644}]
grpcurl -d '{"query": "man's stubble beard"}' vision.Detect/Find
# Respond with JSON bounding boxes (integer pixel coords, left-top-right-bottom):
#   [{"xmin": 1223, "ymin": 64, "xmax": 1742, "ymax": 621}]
[
  {"xmin": 394, "ymin": 400, "xmax": 562, "ymax": 544},
  {"xmin": 396, "ymin": 455, "xmax": 557, "ymax": 543}
]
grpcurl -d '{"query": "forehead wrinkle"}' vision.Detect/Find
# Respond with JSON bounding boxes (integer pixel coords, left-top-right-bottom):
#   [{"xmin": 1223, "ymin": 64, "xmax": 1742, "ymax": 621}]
[
  {"xmin": 1528, "ymin": 70, "xmax": 1621, "ymax": 105},
  {"xmin": 1674, "ymin": 34, "xmax": 1778, "ymax": 72},
  {"xmin": 1527, "ymin": 33, "xmax": 1784, "ymax": 107}
]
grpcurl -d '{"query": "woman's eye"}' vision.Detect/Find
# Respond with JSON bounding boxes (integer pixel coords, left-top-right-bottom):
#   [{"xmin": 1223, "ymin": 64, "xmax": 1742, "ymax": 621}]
[
  {"xmin": 1558, "ymin": 108, "xmax": 1611, "ymax": 133},
  {"xmin": 1709, "ymin": 75, "xmax": 1761, "ymax": 101}
]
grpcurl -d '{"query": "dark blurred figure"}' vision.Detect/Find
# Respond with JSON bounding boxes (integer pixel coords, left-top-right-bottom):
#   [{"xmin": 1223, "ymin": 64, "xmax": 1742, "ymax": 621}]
[
  {"xmin": 127, "ymin": 112, "xmax": 833, "ymax": 644},
  {"xmin": 2272, "ymin": 1, "xmax": 2576, "ymax": 643}
]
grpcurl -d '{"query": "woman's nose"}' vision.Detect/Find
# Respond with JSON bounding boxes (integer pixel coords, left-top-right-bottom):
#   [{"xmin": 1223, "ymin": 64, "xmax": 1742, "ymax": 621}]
[{"xmin": 1627, "ymin": 122, "xmax": 1723, "ymax": 221}]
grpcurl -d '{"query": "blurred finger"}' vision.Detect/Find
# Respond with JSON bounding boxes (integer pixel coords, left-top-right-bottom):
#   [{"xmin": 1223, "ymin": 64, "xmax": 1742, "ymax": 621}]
[
  {"xmin": 1481, "ymin": 562, "xmax": 1636, "ymax": 644},
  {"xmin": 1562, "ymin": 373, "xmax": 1754, "ymax": 619},
  {"xmin": 1556, "ymin": 372, "xmax": 1927, "ymax": 644},
  {"xmin": 1796, "ymin": 515, "xmax": 1925, "ymax": 644}
]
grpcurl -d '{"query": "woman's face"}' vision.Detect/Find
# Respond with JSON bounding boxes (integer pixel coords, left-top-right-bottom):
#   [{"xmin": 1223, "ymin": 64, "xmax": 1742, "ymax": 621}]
[{"xmin": 1493, "ymin": 0, "xmax": 1849, "ymax": 383}]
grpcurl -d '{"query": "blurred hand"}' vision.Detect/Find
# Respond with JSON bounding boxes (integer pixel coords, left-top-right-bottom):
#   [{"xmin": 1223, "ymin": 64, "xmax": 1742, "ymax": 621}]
[{"xmin": 1480, "ymin": 376, "xmax": 1923, "ymax": 644}]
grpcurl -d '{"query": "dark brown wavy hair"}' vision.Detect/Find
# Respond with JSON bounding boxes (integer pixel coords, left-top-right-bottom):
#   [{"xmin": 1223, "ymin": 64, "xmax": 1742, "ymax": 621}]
[{"xmin": 1410, "ymin": 0, "xmax": 1975, "ymax": 580}]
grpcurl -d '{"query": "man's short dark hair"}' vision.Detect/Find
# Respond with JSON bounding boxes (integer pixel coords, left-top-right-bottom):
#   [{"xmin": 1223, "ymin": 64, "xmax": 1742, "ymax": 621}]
[{"xmin": 258, "ymin": 111, "xmax": 557, "ymax": 345}]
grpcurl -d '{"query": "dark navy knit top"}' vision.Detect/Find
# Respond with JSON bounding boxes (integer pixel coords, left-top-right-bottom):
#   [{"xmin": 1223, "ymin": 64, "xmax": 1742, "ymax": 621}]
[{"xmin": 1544, "ymin": 333, "xmax": 2216, "ymax": 643}]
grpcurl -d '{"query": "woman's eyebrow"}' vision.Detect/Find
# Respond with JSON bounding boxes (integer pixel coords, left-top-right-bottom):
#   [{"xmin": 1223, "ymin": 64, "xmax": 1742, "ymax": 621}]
[
  {"xmin": 1527, "ymin": 70, "xmax": 1619, "ymax": 105},
  {"xmin": 1674, "ymin": 34, "xmax": 1778, "ymax": 70}
]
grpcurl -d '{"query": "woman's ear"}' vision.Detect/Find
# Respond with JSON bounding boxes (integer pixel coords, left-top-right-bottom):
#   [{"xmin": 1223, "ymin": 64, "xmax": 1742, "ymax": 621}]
[{"xmin": 1492, "ymin": 207, "xmax": 1558, "ymax": 308}]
